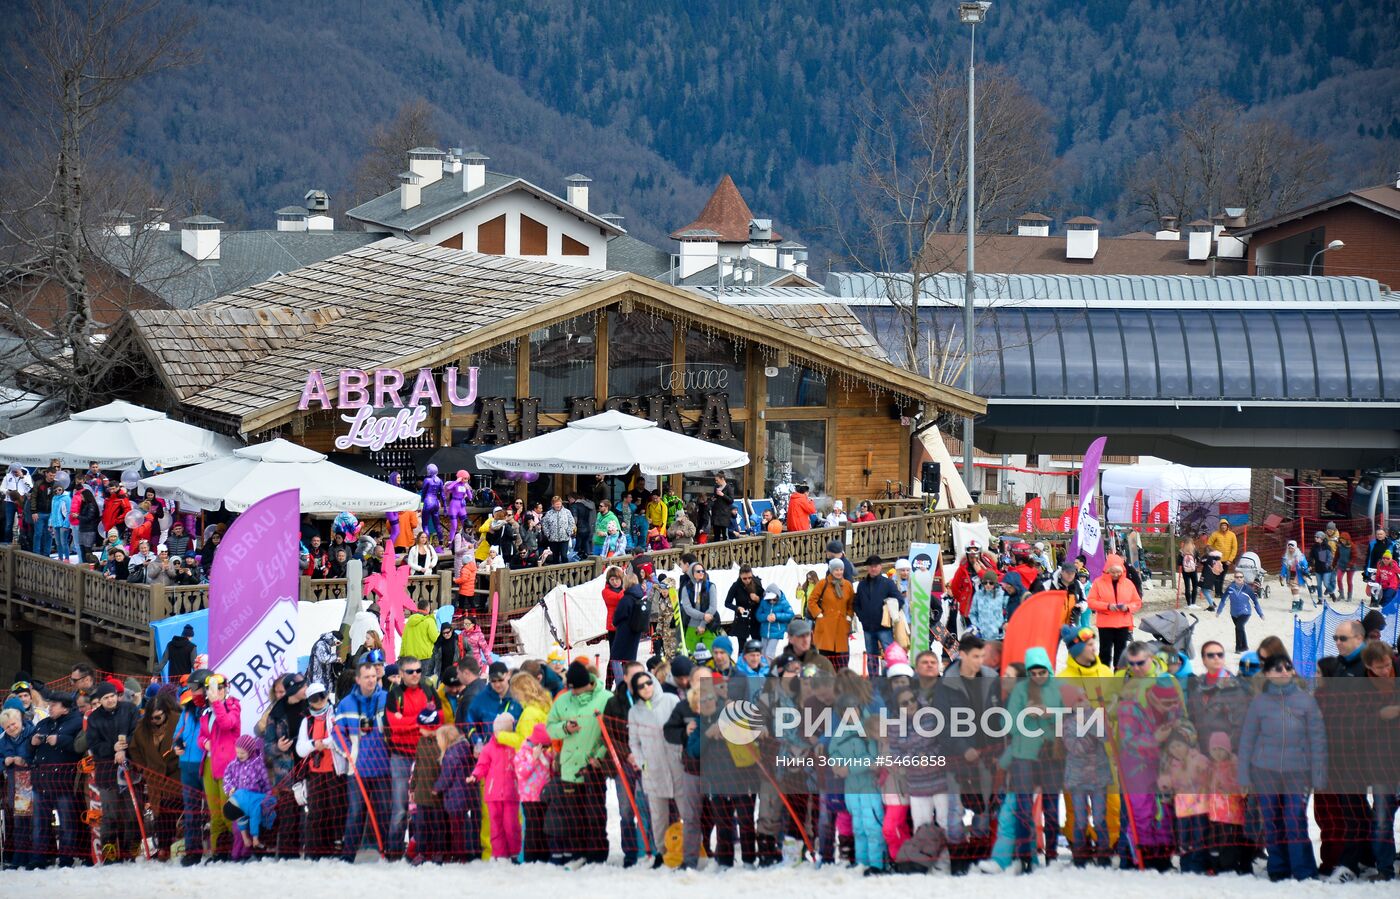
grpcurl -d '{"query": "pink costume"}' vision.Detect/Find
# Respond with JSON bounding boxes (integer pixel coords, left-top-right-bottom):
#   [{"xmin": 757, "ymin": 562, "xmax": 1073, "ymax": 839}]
[
  {"xmin": 365, "ymin": 541, "xmax": 415, "ymax": 664},
  {"xmin": 445, "ymin": 470, "xmax": 474, "ymax": 544}
]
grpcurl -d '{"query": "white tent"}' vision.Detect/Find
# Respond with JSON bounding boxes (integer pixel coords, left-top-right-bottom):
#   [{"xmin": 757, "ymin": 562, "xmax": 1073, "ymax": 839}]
[
  {"xmin": 0, "ymin": 399, "xmax": 238, "ymax": 469},
  {"xmin": 1102, "ymin": 464, "xmax": 1249, "ymax": 523},
  {"xmin": 475, "ymin": 409, "xmax": 749, "ymax": 476},
  {"xmin": 139, "ymin": 438, "xmax": 419, "ymax": 513}
]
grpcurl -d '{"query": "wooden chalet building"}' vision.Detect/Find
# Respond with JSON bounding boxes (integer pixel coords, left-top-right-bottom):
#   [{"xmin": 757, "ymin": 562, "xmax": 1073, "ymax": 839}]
[{"xmin": 111, "ymin": 238, "xmax": 981, "ymax": 505}]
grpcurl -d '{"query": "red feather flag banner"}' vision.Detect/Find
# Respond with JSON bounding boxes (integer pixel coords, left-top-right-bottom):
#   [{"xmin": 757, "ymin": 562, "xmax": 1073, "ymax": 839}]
[
  {"xmin": 1020, "ymin": 496, "xmax": 1041, "ymax": 534},
  {"xmin": 1131, "ymin": 489, "xmax": 1144, "ymax": 526},
  {"xmin": 1148, "ymin": 501, "xmax": 1170, "ymax": 533},
  {"xmin": 1001, "ymin": 590, "xmax": 1072, "ymax": 673}
]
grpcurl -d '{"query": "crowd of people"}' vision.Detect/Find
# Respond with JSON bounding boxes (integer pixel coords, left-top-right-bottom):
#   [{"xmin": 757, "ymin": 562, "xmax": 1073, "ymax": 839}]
[{"xmin": 3, "ymin": 535, "xmax": 1398, "ymax": 880}]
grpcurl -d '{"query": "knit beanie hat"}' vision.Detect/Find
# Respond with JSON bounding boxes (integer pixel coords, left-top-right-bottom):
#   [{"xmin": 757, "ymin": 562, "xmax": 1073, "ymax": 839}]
[
  {"xmin": 1061, "ymin": 624, "xmax": 1093, "ymax": 659},
  {"xmin": 711, "ymin": 636, "xmax": 734, "ymax": 657},
  {"xmin": 1208, "ymin": 731, "xmax": 1232, "ymax": 754},
  {"xmin": 493, "ymin": 712, "xmax": 515, "ymax": 734},
  {"xmin": 565, "ymin": 660, "xmax": 592, "ymax": 690},
  {"xmin": 235, "ymin": 734, "xmax": 261, "ymax": 756}
]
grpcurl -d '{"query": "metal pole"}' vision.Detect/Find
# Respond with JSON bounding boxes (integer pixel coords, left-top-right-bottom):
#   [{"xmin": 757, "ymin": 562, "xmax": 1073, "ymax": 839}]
[{"xmin": 961, "ymin": 20, "xmax": 977, "ymax": 493}]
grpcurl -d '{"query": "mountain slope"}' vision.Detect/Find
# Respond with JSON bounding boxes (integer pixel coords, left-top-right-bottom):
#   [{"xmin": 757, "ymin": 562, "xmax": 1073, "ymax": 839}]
[{"xmin": 22, "ymin": 0, "xmax": 1397, "ymax": 267}]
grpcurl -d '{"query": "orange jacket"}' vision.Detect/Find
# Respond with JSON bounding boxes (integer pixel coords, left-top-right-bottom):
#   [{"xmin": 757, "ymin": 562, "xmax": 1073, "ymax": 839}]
[
  {"xmin": 1087, "ymin": 572, "xmax": 1141, "ymax": 629},
  {"xmin": 786, "ymin": 492, "xmax": 816, "ymax": 531},
  {"xmin": 394, "ymin": 509, "xmax": 421, "ymax": 549},
  {"xmin": 807, "ymin": 575, "xmax": 854, "ymax": 654}
]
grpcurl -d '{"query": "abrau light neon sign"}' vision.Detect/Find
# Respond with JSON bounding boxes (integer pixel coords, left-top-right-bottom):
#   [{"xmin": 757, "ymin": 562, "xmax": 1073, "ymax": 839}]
[{"xmin": 298, "ymin": 367, "xmax": 479, "ymax": 451}]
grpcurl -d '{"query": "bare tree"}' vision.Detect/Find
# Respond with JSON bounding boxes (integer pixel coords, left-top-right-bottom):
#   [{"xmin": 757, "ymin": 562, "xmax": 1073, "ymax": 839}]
[
  {"xmin": 348, "ymin": 98, "xmax": 443, "ymax": 210},
  {"xmin": 830, "ymin": 65, "xmax": 1054, "ymax": 382},
  {"xmin": 0, "ymin": 0, "xmax": 196, "ymax": 415},
  {"xmin": 1129, "ymin": 93, "xmax": 1330, "ymax": 228}
]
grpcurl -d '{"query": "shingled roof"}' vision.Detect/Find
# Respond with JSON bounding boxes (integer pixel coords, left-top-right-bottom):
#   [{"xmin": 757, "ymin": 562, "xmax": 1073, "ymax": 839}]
[
  {"xmin": 669, "ymin": 175, "xmax": 780, "ymax": 243},
  {"xmin": 732, "ymin": 303, "xmax": 890, "ymax": 362},
  {"xmin": 124, "ymin": 239, "xmax": 981, "ymax": 432}
]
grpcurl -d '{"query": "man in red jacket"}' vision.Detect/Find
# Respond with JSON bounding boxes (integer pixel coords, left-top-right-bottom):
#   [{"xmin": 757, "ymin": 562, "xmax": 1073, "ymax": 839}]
[
  {"xmin": 384, "ymin": 655, "xmax": 440, "ymax": 859},
  {"xmin": 786, "ymin": 484, "xmax": 816, "ymax": 532}
]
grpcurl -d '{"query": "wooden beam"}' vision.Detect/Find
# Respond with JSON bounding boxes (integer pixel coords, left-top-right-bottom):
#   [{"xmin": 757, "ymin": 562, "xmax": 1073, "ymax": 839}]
[{"xmin": 594, "ymin": 309, "xmax": 609, "ymax": 402}]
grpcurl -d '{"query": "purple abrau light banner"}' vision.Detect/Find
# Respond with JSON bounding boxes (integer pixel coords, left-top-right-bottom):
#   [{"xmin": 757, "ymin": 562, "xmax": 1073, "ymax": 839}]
[
  {"xmin": 207, "ymin": 489, "xmax": 301, "ymax": 733},
  {"xmin": 1066, "ymin": 436, "xmax": 1108, "ymax": 580}
]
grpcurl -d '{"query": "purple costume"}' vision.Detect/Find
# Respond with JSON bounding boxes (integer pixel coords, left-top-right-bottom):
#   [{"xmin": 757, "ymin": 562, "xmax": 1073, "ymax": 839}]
[
  {"xmin": 387, "ymin": 471, "xmax": 402, "ymax": 542},
  {"xmin": 445, "ymin": 470, "xmax": 474, "ymax": 544},
  {"xmin": 421, "ymin": 463, "xmax": 444, "ymax": 541}
]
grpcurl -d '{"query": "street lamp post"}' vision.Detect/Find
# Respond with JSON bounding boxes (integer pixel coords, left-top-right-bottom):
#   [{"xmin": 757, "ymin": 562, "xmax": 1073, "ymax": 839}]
[
  {"xmin": 1308, "ymin": 239, "xmax": 1344, "ymax": 275},
  {"xmin": 958, "ymin": 1, "xmax": 990, "ymax": 496}
]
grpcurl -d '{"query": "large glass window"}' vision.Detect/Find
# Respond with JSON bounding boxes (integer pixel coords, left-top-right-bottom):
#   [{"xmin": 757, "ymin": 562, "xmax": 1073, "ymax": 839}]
[
  {"xmin": 1345, "ymin": 312, "xmax": 1381, "ymax": 399},
  {"xmin": 765, "ymin": 420, "xmax": 826, "ymax": 496},
  {"xmin": 1117, "ymin": 310, "xmax": 1155, "ymax": 397},
  {"xmin": 1055, "ymin": 311, "xmax": 1094, "ymax": 396},
  {"xmin": 1184, "ymin": 315, "xmax": 1220, "ymax": 397},
  {"xmin": 529, "ymin": 316, "xmax": 595, "ymax": 411},
  {"xmin": 686, "ymin": 328, "xmax": 746, "ymax": 408},
  {"xmin": 1025, "ymin": 311, "xmax": 1063, "ymax": 396},
  {"xmin": 1214, "ymin": 312, "xmax": 1253, "ymax": 398},
  {"xmin": 1276, "ymin": 313, "xmax": 1315, "ymax": 399},
  {"xmin": 1150, "ymin": 312, "xmax": 1190, "ymax": 397},
  {"xmin": 767, "ymin": 366, "xmax": 826, "ymax": 407},
  {"xmin": 453, "ymin": 341, "xmax": 516, "ymax": 413},
  {"xmin": 1250, "ymin": 316, "xmax": 1284, "ymax": 399},
  {"xmin": 994, "ymin": 310, "xmax": 1033, "ymax": 396},
  {"xmin": 1306, "ymin": 312, "xmax": 1349, "ymax": 399},
  {"xmin": 1087, "ymin": 314, "xmax": 1125, "ymax": 396},
  {"xmin": 609, "ymin": 311, "xmax": 673, "ymax": 399}
]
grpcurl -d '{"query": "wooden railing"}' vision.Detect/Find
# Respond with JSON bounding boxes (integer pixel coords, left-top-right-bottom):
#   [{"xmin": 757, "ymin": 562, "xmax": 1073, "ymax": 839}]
[
  {"xmin": 0, "ymin": 507, "xmax": 977, "ymax": 661},
  {"xmin": 491, "ymin": 509, "xmax": 974, "ymax": 612}
]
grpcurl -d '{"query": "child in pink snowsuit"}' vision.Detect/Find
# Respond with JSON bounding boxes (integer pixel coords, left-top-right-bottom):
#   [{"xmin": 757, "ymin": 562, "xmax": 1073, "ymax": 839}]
[{"xmin": 470, "ymin": 712, "xmax": 521, "ymax": 859}]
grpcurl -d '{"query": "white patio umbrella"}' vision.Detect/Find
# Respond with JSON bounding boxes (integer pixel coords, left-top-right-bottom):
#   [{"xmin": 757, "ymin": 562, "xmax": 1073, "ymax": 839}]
[
  {"xmin": 0, "ymin": 399, "xmax": 238, "ymax": 469},
  {"xmin": 139, "ymin": 438, "xmax": 419, "ymax": 513},
  {"xmin": 475, "ymin": 409, "xmax": 749, "ymax": 476}
]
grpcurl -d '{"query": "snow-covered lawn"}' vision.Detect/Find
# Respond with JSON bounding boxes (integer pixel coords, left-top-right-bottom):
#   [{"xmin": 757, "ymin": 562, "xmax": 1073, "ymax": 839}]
[{"xmin": 7, "ymin": 856, "xmax": 1391, "ymax": 897}]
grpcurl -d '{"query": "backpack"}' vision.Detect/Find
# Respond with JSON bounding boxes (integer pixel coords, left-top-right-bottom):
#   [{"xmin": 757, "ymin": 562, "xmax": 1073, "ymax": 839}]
[
  {"xmin": 628, "ymin": 589, "xmax": 651, "ymax": 633},
  {"xmin": 1181, "ymin": 553, "xmax": 1197, "ymax": 574}
]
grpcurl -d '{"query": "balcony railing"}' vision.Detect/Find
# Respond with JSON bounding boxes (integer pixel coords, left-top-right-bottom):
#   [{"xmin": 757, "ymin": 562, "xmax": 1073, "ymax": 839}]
[{"xmin": 0, "ymin": 507, "xmax": 975, "ymax": 667}]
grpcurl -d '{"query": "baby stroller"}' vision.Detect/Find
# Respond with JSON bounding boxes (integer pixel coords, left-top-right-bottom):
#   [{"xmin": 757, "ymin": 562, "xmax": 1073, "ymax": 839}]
[
  {"xmin": 1139, "ymin": 609, "xmax": 1200, "ymax": 660},
  {"xmin": 1235, "ymin": 551, "xmax": 1270, "ymax": 598}
]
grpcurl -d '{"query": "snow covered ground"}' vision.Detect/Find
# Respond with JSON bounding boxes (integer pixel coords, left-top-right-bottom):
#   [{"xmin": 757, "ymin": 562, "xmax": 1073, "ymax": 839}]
[{"xmin": 9, "ymin": 855, "xmax": 1392, "ymax": 896}]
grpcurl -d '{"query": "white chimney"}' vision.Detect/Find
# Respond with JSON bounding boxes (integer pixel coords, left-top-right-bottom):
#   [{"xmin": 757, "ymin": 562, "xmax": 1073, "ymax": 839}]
[
  {"xmin": 275, "ymin": 206, "xmax": 308, "ymax": 232},
  {"xmin": 442, "ymin": 148, "xmax": 462, "ymax": 175},
  {"xmin": 677, "ymin": 230, "xmax": 720, "ymax": 278},
  {"xmin": 143, "ymin": 208, "xmax": 169, "ymax": 232},
  {"xmin": 180, "ymin": 215, "xmax": 223, "ymax": 261},
  {"xmin": 565, "ymin": 174, "xmax": 591, "ymax": 212},
  {"xmin": 1065, "ymin": 216, "xmax": 1100, "ymax": 260},
  {"xmin": 101, "ymin": 210, "xmax": 134, "ymax": 237},
  {"xmin": 304, "ymin": 189, "xmax": 333, "ymax": 231},
  {"xmin": 1187, "ymin": 219, "xmax": 1213, "ymax": 261},
  {"xmin": 1016, "ymin": 212, "xmax": 1051, "ymax": 237},
  {"xmin": 461, "ymin": 151, "xmax": 488, "ymax": 193},
  {"xmin": 1154, "ymin": 214, "xmax": 1180, "ymax": 241},
  {"xmin": 1394, "ymin": 170, "xmax": 1400, "ymax": 189},
  {"xmin": 399, "ymin": 171, "xmax": 422, "ymax": 211},
  {"xmin": 1216, "ymin": 231, "xmax": 1246, "ymax": 258},
  {"xmin": 407, "ymin": 147, "xmax": 444, "ymax": 186}
]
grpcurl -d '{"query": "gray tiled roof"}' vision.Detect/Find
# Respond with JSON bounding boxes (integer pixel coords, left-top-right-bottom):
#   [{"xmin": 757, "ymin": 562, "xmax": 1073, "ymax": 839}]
[
  {"xmin": 95, "ymin": 228, "xmax": 384, "ymax": 310},
  {"xmin": 680, "ymin": 257, "xmax": 814, "ymax": 289},
  {"xmin": 606, "ymin": 234, "xmax": 673, "ymax": 280},
  {"xmin": 345, "ymin": 168, "xmax": 624, "ymax": 237}
]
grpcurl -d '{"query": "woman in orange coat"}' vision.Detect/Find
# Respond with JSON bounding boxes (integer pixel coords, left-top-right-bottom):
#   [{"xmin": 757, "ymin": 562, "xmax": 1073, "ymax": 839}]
[
  {"xmin": 1086, "ymin": 553, "xmax": 1142, "ymax": 670},
  {"xmin": 806, "ymin": 557, "xmax": 856, "ymax": 670}
]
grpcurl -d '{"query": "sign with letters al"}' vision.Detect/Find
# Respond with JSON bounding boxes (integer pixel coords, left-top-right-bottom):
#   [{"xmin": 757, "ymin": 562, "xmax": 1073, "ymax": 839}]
[{"xmin": 207, "ymin": 488, "xmax": 301, "ymax": 735}]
